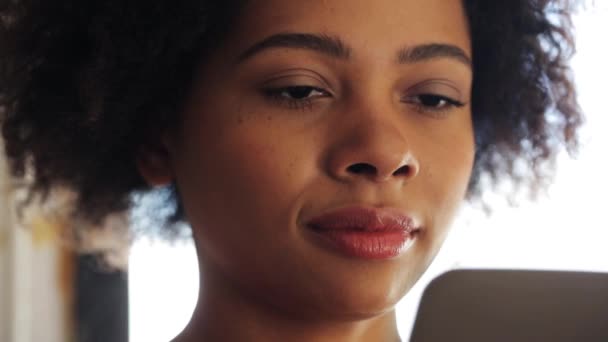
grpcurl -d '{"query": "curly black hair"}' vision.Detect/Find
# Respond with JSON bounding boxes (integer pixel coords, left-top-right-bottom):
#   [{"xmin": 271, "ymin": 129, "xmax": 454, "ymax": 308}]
[{"xmin": 0, "ymin": 0, "xmax": 582, "ymax": 231}]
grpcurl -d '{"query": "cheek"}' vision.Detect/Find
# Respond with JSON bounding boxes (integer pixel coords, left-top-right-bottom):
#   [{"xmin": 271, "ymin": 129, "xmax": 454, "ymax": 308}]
[
  {"xmin": 173, "ymin": 118, "xmax": 329, "ymax": 299},
  {"xmin": 418, "ymin": 122, "xmax": 475, "ymax": 231},
  {"xmin": 216, "ymin": 124, "xmax": 316, "ymax": 204},
  {"xmin": 173, "ymin": 112, "xmax": 318, "ymax": 240}
]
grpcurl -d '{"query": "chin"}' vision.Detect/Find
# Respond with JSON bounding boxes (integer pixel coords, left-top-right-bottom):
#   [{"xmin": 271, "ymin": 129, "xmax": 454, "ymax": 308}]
[{"xmin": 273, "ymin": 260, "xmax": 426, "ymax": 323}]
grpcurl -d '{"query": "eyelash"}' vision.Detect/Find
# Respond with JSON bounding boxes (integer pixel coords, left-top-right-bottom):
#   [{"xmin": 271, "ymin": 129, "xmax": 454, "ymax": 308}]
[
  {"xmin": 263, "ymin": 86, "xmax": 331, "ymax": 111},
  {"xmin": 401, "ymin": 94, "xmax": 465, "ymax": 117},
  {"xmin": 263, "ymin": 86, "xmax": 465, "ymax": 115}
]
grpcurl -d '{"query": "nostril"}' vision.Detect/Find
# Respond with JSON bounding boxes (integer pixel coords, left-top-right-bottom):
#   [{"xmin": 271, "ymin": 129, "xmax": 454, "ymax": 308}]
[
  {"xmin": 393, "ymin": 165, "xmax": 410, "ymax": 176},
  {"xmin": 347, "ymin": 163, "xmax": 377, "ymax": 175}
]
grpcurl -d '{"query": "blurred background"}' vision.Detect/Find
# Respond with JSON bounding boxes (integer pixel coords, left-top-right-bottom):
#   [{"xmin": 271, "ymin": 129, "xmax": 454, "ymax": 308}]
[{"xmin": 0, "ymin": 4, "xmax": 607, "ymax": 342}]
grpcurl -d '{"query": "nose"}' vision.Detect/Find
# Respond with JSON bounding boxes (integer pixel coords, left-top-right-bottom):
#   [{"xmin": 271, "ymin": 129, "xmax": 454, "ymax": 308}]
[{"xmin": 326, "ymin": 120, "xmax": 419, "ymax": 183}]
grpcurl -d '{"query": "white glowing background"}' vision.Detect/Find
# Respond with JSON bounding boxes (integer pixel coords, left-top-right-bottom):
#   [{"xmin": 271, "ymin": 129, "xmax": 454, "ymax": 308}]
[{"xmin": 129, "ymin": 7, "xmax": 608, "ymax": 342}]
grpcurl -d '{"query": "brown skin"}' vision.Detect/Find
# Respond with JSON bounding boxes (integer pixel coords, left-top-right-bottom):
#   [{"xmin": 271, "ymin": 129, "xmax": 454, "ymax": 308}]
[{"xmin": 138, "ymin": 0, "xmax": 474, "ymax": 341}]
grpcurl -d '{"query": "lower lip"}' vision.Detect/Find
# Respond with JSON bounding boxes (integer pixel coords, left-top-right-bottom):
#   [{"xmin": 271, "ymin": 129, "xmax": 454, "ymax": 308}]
[{"xmin": 307, "ymin": 228, "xmax": 416, "ymax": 260}]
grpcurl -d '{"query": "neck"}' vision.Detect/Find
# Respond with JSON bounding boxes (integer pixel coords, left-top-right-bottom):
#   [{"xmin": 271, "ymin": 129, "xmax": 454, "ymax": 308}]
[{"xmin": 174, "ymin": 268, "xmax": 402, "ymax": 342}]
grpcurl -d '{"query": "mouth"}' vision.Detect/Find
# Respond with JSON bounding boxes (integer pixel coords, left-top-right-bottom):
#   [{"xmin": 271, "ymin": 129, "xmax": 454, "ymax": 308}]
[{"xmin": 305, "ymin": 206, "xmax": 421, "ymax": 260}]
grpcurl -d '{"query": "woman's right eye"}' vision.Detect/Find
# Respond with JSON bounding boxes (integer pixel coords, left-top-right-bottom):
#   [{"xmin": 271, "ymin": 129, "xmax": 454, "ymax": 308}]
[
  {"xmin": 263, "ymin": 86, "xmax": 331, "ymax": 110},
  {"xmin": 275, "ymin": 86, "xmax": 328, "ymax": 100}
]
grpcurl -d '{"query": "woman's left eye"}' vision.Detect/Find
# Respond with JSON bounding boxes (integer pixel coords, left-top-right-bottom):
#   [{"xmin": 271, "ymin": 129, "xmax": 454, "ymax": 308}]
[
  {"xmin": 402, "ymin": 94, "xmax": 465, "ymax": 115},
  {"xmin": 263, "ymin": 86, "xmax": 331, "ymax": 110}
]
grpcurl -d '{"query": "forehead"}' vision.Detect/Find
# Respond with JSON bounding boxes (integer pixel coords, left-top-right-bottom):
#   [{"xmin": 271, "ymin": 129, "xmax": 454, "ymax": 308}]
[{"xmin": 231, "ymin": 0, "xmax": 471, "ymax": 58}]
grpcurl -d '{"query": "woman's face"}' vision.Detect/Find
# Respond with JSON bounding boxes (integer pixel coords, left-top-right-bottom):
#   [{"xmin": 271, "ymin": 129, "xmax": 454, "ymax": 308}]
[{"xmin": 167, "ymin": 0, "xmax": 474, "ymax": 320}]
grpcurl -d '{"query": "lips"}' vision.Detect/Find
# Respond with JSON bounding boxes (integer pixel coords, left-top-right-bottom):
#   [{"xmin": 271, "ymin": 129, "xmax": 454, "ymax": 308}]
[{"xmin": 305, "ymin": 206, "xmax": 420, "ymax": 259}]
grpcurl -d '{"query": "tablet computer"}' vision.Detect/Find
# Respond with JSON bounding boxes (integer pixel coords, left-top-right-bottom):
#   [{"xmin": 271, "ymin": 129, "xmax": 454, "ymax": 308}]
[{"xmin": 410, "ymin": 269, "xmax": 608, "ymax": 342}]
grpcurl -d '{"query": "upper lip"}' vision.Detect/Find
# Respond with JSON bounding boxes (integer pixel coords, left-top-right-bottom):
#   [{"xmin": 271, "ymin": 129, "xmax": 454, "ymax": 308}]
[{"xmin": 306, "ymin": 206, "xmax": 419, "ymax": 233}]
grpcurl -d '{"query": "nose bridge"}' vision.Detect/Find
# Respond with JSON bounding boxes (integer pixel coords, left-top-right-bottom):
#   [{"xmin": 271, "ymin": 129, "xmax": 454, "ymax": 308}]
[{"xmin": 326, "ymin": 109, "xmax": 419, "ymax": 183}]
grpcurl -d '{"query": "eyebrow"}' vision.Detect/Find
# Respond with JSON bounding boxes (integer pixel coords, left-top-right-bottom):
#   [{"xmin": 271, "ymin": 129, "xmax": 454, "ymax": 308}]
[
  {"xmin": 397, "ymin": 43, "xmax": 471, "ymax": 67},
  {"xmin": 237, "ymin": 33, "xmax": 351, "ymax": 62},
  {"xmin": 236, "ymin": 32, "xmax": 471, "ymax": 68}
]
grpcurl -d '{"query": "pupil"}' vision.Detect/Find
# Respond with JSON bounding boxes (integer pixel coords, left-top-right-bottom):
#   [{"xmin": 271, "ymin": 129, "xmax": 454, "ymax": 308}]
[
  {"xmin": 287, "ymin": 86, "xmax": 313, "ymax": 99},
  {"xmin": 420, "ymin": 95, "xmax": 443, "ymax": 107}
]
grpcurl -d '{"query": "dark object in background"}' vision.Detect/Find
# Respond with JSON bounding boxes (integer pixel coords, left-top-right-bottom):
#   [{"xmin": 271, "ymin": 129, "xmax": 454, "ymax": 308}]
[
  {"xmin": 76, "ymin": 254, "xmax": 129, "ymax": 342},
  {"xmin": 411, "ymin": 269, "xmax": 608, "ymax": 342}
]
